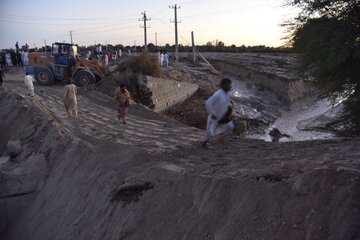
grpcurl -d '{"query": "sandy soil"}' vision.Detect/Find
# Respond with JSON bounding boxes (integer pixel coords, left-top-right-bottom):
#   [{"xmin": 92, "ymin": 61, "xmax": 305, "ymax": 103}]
[{"xmin": 0, "ymin": 65, "xmax": 359, "ymax": 240}]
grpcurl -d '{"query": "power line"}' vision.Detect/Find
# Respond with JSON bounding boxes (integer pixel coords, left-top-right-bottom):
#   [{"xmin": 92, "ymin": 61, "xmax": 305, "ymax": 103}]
[
  {"xmin": 73, "ymin": 21, "xmax": 137, "ymax": 33},
  {"xmin": 150, "ymin": 6, "xmax": 170, "ymax": 17},
  {"xmin": 76, "ymin": 25, "xmax": 137, "ymax": 35},
  {"xmin": 178, "ymin": 0, "xmax": 217, "ymax": 5},
  {"xmin": 0, "ymin": 19, "xmax": 134, "ymax": 26},
  {"xmin": 0, "ymin": 13, "xmax": 139, "ymax": 21},
  {"xmin": 181, "ymin": 4, "xmax": 283, "ymax": 19}
]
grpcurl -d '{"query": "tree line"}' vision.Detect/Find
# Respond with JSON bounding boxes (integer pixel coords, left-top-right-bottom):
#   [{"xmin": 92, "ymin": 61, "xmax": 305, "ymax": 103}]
[{"xmin": 77, "ymin": 43, "xmax": 293, "ymax": 54}]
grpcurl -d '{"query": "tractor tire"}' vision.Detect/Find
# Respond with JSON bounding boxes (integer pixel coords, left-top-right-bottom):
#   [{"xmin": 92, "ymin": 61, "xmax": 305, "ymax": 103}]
[
  {"xmin": 34, "ymin": 67, "xmax": 55, "ymax": 86},
  {"xmin": 74, "ymin": 70, "xmax": 96, "ymax": 87}
]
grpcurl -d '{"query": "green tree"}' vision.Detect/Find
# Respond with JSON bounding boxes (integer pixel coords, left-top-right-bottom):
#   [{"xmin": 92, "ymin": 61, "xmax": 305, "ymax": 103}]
[
  {"xmin": 206, "ymin": 41, "xmax": 213, "ymax": 47},
  {"xmin": 286, "ymin": 0, "xmax": 360, "ymax": 133},
  {"xmin": 216, "ymin": 41, "xmax": 225, "ymax": 51},
  {"xmin": 164, "ymin": 43, "xmax": 171, "ymax": 50},
  {"xmin": 114, "ymin": 44, "xmax": 124, "ymax": 50},
  {"xmin": 147, "ymin": 43, "xmax": 157, "ymax": 52},
  {"xmin": 205, "ymin": 41, "xmax": 214, "ymax": 51}
]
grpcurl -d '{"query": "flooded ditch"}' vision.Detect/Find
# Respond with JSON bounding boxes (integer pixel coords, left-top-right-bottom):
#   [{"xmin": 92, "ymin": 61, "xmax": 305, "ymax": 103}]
[
  {"xmin": 194, "ymin": 52, "xmax": 340, "ymax": 142},
  {"xmin": 231, "ymin": 77, "xmax": 338, "ymax": 142}
]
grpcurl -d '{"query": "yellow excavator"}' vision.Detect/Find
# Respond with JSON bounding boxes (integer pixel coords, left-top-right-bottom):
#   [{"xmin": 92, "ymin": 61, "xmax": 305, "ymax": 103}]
[{"xmin": 24, "ymin": 42, "xmax": 108, "ymax": 87}]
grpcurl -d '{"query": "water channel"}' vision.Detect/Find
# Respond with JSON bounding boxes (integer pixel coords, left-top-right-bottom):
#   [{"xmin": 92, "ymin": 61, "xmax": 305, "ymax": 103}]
[{"xmin": 231, "ymin": 78, "xmax": 337, "ymax": 142}]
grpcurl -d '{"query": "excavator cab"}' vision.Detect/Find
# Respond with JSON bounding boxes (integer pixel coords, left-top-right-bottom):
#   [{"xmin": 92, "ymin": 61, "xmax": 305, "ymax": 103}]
[
  {"xmin": 52, "ymin": 43, "xmax": 78, "ymax": 66},
  {"xmin": 50, "ymin": 43, "xmax": 78, "ymax": 82}
]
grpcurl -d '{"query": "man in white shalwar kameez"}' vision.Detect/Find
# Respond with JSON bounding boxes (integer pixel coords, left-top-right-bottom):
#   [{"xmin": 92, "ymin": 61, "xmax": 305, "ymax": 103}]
[
  {"xmin": 160, "ymin": 52, "xmax": 164, "ymax": 66},
  {"xmin": 202, "ymin": 78, "xmax": 235, "ymax": 149},
  {"xmin": 63, "ymin": 83, "xmax": 78, "ymax": 118},
  {"xmin": 24, "ymin": 72, "xmax": 35, "ymax": 97},
  {"xmin": 104, "ymin": 53, "xmax": 109, "ymax": 67}
]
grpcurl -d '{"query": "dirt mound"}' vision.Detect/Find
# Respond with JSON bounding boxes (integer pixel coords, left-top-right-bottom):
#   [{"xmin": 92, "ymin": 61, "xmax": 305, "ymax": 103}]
[
  {"xmin": 1, "ymin": 88, "xmax": 360, "ymax": 240},
  {"xmin": 165, "ymin": 88, "xmax": 209, "ymax": 130}
]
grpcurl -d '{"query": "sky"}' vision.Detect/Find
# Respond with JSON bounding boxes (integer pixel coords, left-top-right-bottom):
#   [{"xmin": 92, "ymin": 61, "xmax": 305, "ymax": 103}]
[{"xmin": 0, "ymin": 0, "xmax": 298, "ymax": 50}]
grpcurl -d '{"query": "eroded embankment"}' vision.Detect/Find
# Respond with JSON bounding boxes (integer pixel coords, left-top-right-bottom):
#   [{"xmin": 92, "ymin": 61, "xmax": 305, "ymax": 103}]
[
  {"xmin": 0, "ymin": 90, "xmax": 71, "ymax": 234},
  {"xmin": 210, "ymin": 59, "xmax": 314, "ymax": 104},
  {"xmin": 1, "ymin": 90, "xmax": 360, "ymax": 240}
]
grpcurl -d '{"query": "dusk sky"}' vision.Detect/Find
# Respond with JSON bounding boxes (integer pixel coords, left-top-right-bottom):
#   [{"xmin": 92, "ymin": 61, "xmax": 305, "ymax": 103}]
[{"xmin": 0, "ymin": 0, "xmax": 297, "ymax": 50}]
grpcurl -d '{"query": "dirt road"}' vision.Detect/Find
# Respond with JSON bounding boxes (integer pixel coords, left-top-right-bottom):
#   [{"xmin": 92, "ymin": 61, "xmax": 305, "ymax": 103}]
[
  {"xmin": 2, "ymin": 70, "xmax": 203, "ymax": 153},
  {"xmin": 1, "ymin": 69, "xmax": 360, "ymax": 240}
]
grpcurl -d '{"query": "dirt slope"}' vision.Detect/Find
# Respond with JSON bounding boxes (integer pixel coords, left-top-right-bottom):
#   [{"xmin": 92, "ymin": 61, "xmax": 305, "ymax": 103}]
[{"xmin": 1, "ymin": 69, "xmax": 360, "ymax": 240}]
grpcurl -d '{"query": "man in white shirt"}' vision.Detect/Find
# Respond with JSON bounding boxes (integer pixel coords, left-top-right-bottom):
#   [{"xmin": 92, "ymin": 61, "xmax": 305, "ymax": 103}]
[
  {"xmin": 23, "ymin": 51, "xmax": 29, "ymax": 65},
  {"xmin": 202, "ymin": 78, "xmax": 235, "ymax": 149},
  {"xmin": 63, "ymin": 83, "xmax": 78, "ymax": 118},
  {"xmin": 104, "ymin": 52, "xmax": 109, "ymax": 66},
  {"xmin": 164, "ymin": 51, "xmax": 169, "ymax": 67},
  {"xmin": 24, "ymin": 72, "xmax": 35, "ymax": 97},
  {"xmin": 160, "ymin": 52, "xmax": 164, "ymax": 66}
]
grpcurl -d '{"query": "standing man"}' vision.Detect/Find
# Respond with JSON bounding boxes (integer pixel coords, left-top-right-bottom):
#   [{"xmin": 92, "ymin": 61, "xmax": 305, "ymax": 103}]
[
  {"xmin": 24, "ymin": 72, "xmax": 35, "ymax": 97},
  {"xmin": 104, "ymin": 52, "xmax": 109, "ymax": 67},
  {"xmin": 16, "ymin": 50, "xmax": 22, "ymax": 66},
  {"xmin": 164, "ymin": 51, "xmax": 169, "ymax": 67},
  {"xmin": 15, "ymin": 42, "xmax": 19, "ymax": 53},
  {"xmin": 202, "ymin": 78, "xmax": 235, "ymax": 149},
  {"xmin": 5, "ymin": 52, "xmax": 12, "ymax": 67},
  {"xmin": 0, "ymin": 52, "xmax": 6, "ymax": 68},
  {"xmin": 0, "ymin": 68, "xmax": 4, "ymax": 86},
  {"xmin": 114, "ymin": 83, "xmax": 131, "ymax": 124},
  {"xmin": 63, "ymin": 82, "xmax": 78, "ymax": 118},
  {"xmin": 160, "ymin": 52, "xmax": 164, "ymax": 66},
  {"xmin": 23, "ymin": 50, "xmax": 29, "ymax": 65}
]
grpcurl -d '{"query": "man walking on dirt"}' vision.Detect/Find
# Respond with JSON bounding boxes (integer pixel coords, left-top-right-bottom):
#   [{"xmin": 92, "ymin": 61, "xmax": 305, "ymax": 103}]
[
  {"xmin": 63, "ymin": 83, "xmax": 78, "ymax": 118},
  {"xmin": 114, "ymin": 83, "xmax": 131, "ymax": 124},
  {"xmin": 202, "ymin": 78, "xmax": 235, "ymax": 149},
  {"xmin": 24, "ymin": 72, "xmax": 35, "ymax": 97}
]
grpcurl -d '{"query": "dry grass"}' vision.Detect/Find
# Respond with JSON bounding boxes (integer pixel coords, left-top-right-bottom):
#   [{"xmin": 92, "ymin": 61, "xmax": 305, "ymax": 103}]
[{"xmin": 126, "ymin": 50, "xmax": 160, "ymax": 77}]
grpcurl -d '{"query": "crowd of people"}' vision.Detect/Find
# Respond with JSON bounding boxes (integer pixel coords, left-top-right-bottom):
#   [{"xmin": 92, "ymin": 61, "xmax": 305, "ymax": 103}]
[
  {"xmin": 0, "ymin": 42, "xmax": 30, "ymax": 68},
  {"xmin": 82, "ymin": 49, "xmax": 126, "ymax": 67},
  {"xmin": 158, "ymin": 51, "xmax": 169, "ymax": 67}
]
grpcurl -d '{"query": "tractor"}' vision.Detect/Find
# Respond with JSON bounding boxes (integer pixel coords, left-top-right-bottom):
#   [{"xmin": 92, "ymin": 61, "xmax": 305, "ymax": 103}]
[{"xmin": 25, "ymin": 42, "xmax": 107, "ymax": 87}]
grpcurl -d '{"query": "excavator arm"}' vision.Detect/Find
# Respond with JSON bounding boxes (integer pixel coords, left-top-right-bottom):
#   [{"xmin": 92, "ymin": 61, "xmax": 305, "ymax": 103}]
[{"xmin": 75, "ymin": 57, "xmax": 108, "ymax": 79}]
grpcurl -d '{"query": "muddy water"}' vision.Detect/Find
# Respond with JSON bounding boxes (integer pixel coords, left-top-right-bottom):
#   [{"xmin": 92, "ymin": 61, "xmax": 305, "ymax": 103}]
[{"xmin": 231, "ymin": 78, "xmax": 336, "ymax": 142}]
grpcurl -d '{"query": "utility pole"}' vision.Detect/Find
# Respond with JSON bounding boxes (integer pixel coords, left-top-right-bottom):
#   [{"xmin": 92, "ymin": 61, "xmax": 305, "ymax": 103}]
[
  {"xmin": 191, "ymin": 31, "xmax": 196, "ymax": 63},
  {"xmin": 43, "ymin": 39, "xmax": 47, "ymax": 52},
  {"xmin": 169, "ymin": 4, "xmax": 180, "ymax": 61},
  {"xmin": 139, "ymin": 11, "xmax": 151, "ymax": 51},
  {"xmin": 69, "ymin": 30, "xmax": 73, "ymax": 44},
  {"xmin": 155, "ymin": 32, "xmax": 158, "ymax": 48}
]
